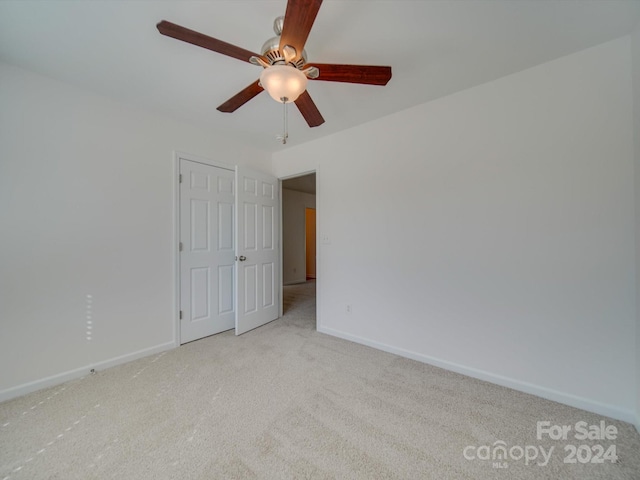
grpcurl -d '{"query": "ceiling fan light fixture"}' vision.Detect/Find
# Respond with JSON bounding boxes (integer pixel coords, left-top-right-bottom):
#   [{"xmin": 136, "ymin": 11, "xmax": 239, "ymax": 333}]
[
  {"xmin": 259, "ymin": 64, "xmax": 308, "ymax": 103},
  {"xmin": 157, "ymin": 0, "xmax": 391, "ymax": 130}
]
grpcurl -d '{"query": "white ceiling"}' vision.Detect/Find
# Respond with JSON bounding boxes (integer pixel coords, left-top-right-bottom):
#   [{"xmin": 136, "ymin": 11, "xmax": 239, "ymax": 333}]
[
  {"xmin": 1, "ymin": 1, "xmax": 639, "ymax": 153},
  {"xmin": 283, "ymin": 173, "xmax": 316, "ymax": 195}
]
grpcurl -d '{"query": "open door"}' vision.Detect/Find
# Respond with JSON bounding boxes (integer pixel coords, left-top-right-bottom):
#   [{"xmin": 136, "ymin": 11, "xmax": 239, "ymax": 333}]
[
  {"xmin": 305, "ymin": 208, "xmax": 316, "ymax": 279},
  {"xmin": 235, "ymin": 166, "xmax": 279, "ymax": 335}
]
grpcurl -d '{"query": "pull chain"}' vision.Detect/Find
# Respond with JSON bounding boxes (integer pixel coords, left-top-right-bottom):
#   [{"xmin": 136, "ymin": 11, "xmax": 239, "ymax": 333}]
[{"xmin": 277, "ymin": 97, "xmax": 289, "ymax": 144}]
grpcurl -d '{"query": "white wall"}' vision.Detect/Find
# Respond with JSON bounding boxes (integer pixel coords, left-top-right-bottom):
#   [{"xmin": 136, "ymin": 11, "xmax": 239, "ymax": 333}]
[
  {"xmin": 0, "ymin": 62, "xmax": 270, "ymax": 400},
  {"xmin": 273, "ymin": 38, "xmax": 636, "ymax": 422},
  {"xmin": 282, "ymin": 188, "xmax": 316, "ymax": 285},
  {"xmin": 632, "ymin": 22, "xmax": 640, "ymax": 432}
]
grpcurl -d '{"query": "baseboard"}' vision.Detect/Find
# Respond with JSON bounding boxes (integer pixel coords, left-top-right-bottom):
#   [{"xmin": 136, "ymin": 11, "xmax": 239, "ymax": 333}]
[
  {"xmin": 317, "ymin": 326, "xmax": 636, "ymax": 425},
  {"xmin": 0, "ymin": 342, "xmax": 175, "ymax": 403}
]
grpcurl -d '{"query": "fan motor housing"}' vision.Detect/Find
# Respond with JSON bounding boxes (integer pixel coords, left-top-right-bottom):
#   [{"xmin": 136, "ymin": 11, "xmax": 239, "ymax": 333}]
[
  {"xmin": 260, "ymin": 16, "xmax": 307, "ymax": 69},
  {"xmin": 261, "ymin": 39, "xmax": 307, "ymax": 68}
]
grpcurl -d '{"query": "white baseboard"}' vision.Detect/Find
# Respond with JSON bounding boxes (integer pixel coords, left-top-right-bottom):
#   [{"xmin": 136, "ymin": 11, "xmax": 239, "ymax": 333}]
[
  {"xmin": 318, "ymin": 326, "xmax": 636, "ymax": 425},
  {"xmin": 0, "ymin": 342, "xmax": 175, "ymax": 403}
]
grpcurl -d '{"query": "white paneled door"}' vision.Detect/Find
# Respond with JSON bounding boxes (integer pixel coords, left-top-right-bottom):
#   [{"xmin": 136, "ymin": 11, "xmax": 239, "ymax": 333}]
[
  {"xmin": 180, "ymin": 160, "xmax": 236, "ymax": 343},
  {"xmin": 235, "ymin": 166, "xmax": 279, "ymax": 335}
]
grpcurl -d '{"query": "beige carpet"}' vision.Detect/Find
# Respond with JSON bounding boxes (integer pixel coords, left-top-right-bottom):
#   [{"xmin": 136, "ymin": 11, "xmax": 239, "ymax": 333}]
[{"xmin": 1, "ymin": 281, "xmax": 639, "ymax": 479}]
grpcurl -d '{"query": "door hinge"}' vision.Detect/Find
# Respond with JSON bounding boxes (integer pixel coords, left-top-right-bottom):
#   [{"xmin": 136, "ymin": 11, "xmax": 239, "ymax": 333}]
[
  {"xmin": 179, "ymin": 174, "xmax": 183, "ymax": 183},
  {"xmin": 179, "ymin": 242, "xmax": 183, "ymax": 252},
  {"xmin": 179, "ymin": 310, "xmax": 183, "ymax": 320}
]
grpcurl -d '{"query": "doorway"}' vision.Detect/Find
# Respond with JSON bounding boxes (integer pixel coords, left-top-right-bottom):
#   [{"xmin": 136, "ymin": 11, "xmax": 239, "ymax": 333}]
[{"xmin": 281, "ymin": 173, "xmax": 317, "ymax": 319}]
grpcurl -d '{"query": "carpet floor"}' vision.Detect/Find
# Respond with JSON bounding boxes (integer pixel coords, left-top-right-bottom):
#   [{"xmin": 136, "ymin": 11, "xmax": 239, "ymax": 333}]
[{"xmin": 1, "ymin": 281, "xmax": 639, "ymax": 479}]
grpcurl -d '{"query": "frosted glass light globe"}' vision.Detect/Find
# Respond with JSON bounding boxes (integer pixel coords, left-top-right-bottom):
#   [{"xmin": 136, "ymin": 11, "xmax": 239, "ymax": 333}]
[{"xmin": 260, "ymin": 65, "xmax": 308, "ymax": 103}]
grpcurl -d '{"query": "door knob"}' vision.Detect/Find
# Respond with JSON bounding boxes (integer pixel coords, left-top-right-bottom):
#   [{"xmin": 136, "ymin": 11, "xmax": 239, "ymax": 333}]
[{"xmin": 239, "ymin": 256, "xmax": 247, "ymax": 261}]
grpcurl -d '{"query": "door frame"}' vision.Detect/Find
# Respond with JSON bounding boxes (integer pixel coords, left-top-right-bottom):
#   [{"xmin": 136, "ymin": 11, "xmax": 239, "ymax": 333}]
[
  {"xmin": 173, "ymin": 151, "xmax": 236, "ymax": 346},
  {"xmin": 278, "ymin": 169, "xmax": 319, "ymax": 321}
]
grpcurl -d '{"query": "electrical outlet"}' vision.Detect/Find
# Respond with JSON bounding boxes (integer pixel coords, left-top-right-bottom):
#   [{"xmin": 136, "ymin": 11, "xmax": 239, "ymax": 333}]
[
  {"xmin": 321, "ymin": 234, "xmax": 331, "ymax": 244},
  {"xmin": 346, "ymin": 304, "xmax": 352, "ymax": 314}
]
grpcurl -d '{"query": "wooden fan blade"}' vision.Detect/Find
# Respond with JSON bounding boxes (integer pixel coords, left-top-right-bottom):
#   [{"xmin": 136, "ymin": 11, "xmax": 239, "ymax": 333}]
[
  {"xmin": 279, "ymin": 0, "xmax": 323, "ymax": 61},
  {"xmin": 294, "ymin": 90, "xmax": 324, "ymax": 127},
  {"xmin": 157, "ymin": 20, "xmax": 259, "ymax": 63},
  {"xmin": 217, "ymin": 81, "xmax": 264, "ymax": 113},
  {"xmin": 305, "ymin": 64, "xmax": 392, "ymax": 85}
]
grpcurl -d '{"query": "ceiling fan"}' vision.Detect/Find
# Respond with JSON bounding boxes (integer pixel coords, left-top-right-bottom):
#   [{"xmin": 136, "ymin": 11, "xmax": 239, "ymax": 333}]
[{"xmin": 156, "ymin": 0, "xmax": 392, "ymax": 138}]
